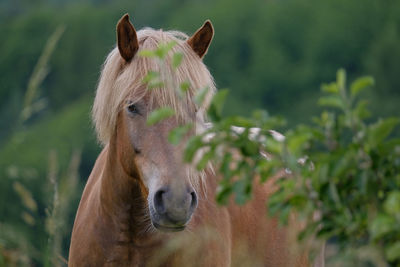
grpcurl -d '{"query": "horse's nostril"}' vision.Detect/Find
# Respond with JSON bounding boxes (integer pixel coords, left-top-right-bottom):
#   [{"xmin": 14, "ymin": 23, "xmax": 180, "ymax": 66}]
[
  {"xmin": 154, "ymin": 190, "xmax": 166, "ymax": 214},
  {"xmin": 190, "ymin": 191, "xmax": 198, "ymax": 211},
  {"xmin": 153, "ymin": 187, "xmax": 197, "ymax": 223}
]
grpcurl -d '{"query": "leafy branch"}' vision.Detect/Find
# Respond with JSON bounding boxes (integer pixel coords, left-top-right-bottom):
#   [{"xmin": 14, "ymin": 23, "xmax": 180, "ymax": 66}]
[{"xmin": 140, "ymin": 42, "xmax": 400, "ymax": 264}]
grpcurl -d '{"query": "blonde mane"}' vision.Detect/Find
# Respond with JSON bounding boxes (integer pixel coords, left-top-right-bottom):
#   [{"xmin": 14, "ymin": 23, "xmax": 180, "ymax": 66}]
[{"xmin": 92, "ymin": 28, "xmax": 216, "ymax": 145}]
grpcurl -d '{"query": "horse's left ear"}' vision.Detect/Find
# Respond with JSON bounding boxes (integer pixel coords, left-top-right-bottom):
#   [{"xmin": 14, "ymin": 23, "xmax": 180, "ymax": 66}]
[
  {"xmin": 117, "ymin": 14, "xmax": 139, "ymax": 62},
  {"xmin": 187, "ymin": 20, "xmax": 214, "ymax": 59}
]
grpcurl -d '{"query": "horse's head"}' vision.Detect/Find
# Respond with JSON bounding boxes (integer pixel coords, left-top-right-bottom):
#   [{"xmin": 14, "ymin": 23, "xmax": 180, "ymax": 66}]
[{"xmin": 92, "ymin": 14, "xmax": 215, "ymax": 232}]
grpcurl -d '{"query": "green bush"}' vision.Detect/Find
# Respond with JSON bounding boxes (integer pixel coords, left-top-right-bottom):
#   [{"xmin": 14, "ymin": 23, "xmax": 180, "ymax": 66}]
[
  {"xmin": 142, "ymin": 42, "xmax": 400, "ymax": 264},
  {"xmin": 187, "ymin": 69, "xmax": 400, "ymax": 265}
]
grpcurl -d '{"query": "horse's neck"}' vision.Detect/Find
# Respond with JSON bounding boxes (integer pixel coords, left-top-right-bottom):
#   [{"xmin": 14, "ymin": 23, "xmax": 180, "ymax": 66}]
[{"xmin": 98, "ymin": 142, "xmax": 150, "ymax": 242}]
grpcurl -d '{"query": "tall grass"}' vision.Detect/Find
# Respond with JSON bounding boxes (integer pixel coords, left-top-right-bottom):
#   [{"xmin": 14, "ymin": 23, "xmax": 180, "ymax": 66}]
[
  {"xmin": 0, "ymin": 25, "xmax": 81, "ymax": 266},
  {"xmin": 44, "ymin": 149, "xmax": 81, "ymax": 267},
  {"xmin": 20, "ymin": 25, "xmax": 65, "ymax": 124}
]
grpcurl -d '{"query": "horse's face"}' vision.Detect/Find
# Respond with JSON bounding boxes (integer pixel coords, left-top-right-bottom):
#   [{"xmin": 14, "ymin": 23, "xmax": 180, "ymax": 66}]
[
  {"xmin": 107, "ymin": 14, "xmax": 214, "ymax": 232},
  {"xmin": 120, "ymin": 97, "xmax": 197, "ymax": 232}
]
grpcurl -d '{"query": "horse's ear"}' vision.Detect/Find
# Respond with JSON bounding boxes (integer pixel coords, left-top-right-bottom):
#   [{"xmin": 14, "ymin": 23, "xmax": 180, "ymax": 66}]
[
  {"xmin": 187, "ymin": 20, "xmax": 214, "ymax": 59},
  {"xmin": 116, "ymin": 14, "xmax": 139, "ymax": 62}
]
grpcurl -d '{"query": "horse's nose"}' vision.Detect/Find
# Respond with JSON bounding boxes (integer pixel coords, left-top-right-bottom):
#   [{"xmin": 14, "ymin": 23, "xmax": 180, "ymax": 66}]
[{"xmin": 153, "ymin": 186, "xmax": 197, "ymax": 225}]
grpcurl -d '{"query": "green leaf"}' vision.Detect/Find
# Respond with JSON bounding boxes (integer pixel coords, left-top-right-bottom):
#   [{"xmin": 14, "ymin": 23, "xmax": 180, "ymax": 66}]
[
  {"xmin": 208, "ymin": 89, "xmax": 229, "ymax": 122},
  {"xmin": 143, "ymin": 71, "xmax": 164, "ymax": 89},
  {"xmin": 194, "ymin": 86, "xmax": 209, "ymax": 106},
  {"xmin": 386, "ymin": 241, "xmax": 400, "ymax": 261},
  {"xmin": 265, "ymin": 136, "xmax": 284, "ymax": 154},
  {"xmin": 180, "ymin": 81, "xmax": 190, "ymax": 92},
  {"xmin": 353, "ymin": 100, "xmax": 370, "ymax": 120},
  {"xmin": 258, "ymin": 159, "xmax": 281, "ymax": 182},
  {"xmin": 384, "ymin": 191, "xmax": 400, "ymax": 215},
  {"xmin": 287, "ymin": 131, "xmax": 312, "ymax": 154},
  {"xmin": 146, "ymin": 107, "xmax": 175, "ymax": 126},
  {"xmin": 329, "ymin": 181, "xmax": 342, "ymax": 209},
  {"xmin": 163, "ymin": 40, "xmax": 177, "ymax": 51},
  {"xmin": 278, "ymin": 205, "xmax": 292, "ymax": 225},
  {"xmin": 183, "ymin": 135, "xmax": 204, "ymax": 162},
  {"xmin": 288, "ymin": 194, "xmax": 307, "ymax": 207},
  {"xmin": 321, "ymin": 82, "xmax": 339, "ymax": 94},
  {"xmin": 350, "ymin": 76, "xmax": 374, "ymax": 97},
  {"xmin": 267, "ymin": 190, "xmax": 288, "ymax": 219},
  {"xmin": 368, "ymin": 117, "xmax": 400, "ymax": 148},
  {"xmin": 176, "ymin": 81, "xmax": 191, "ymax": 98},
  {"xmin": 229, "ymin": 116, "xmax": 255, "ymax": 128},
  {"xmin": 239, "ymin": 140, "xmax": 259, "ymax": 156},
  {"xmin": 142, "ymin": 71, "xmax": 159, "ymax": 83},
  {"xmin": 318, "ymin": 95, "xmax": 344, "ymax": 109},
  {"xmin": 379, "ymin": 138, "xmax": 400, "ymax": 154},
  {"xmin": 172, "ymin": 52, "xmax": 183, "ymax": 69},
  {"xmin": 168, "ymin": 124, "xmax": 192, "ymax": 145},
  {"xmin": 216, "ymin": 184, "xmax": 232, "ymax": 205},
  {"xmin": 233, "ymin": 179, "xmax": 252, "ymax": 205},
  {"xmin": 370, "ymin": 214, "xmax": 395, "ymax": 240},
  {"xmin": 331, "ymin": 151, "xmax": 354, "ymax": 177},
  {"xmin": 337, "ymin": 68, "xmax": 346, "ymax": 93},
  {"xmin": 155, "ymin": 41, "xmax": 177, "ymax": 59},
  {"xmin": 220, "ymin": 153, "xmax": 233, "ymax": 180},
  {"xmin": 211, "ymin": 89, "xmax": 229, "ymax": 112},
  {"xmin": 148, "ymin": 80, "xmax": 164, "ymax": 89},
  {"xmin": 196, "ymin": 149, "xmax": 214, "ymax": 170},
  {"xmin": 138, "ymin": 49, "xmax": 156, "ymax": 58}
]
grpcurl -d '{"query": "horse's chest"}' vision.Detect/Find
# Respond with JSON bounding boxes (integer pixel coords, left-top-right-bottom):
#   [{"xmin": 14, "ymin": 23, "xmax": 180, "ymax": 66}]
[
  {"xmin": 102, "ymin": 234, "xmax": 167, "ymax": 267},
  {"xmin": 103, "ymin": 246, "xmax": 150, "ymax": 266}
]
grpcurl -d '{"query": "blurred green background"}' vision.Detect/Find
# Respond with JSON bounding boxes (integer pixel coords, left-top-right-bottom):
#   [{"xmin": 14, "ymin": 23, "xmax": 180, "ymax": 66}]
[{"xmin": 1, "ymin": 0, "xmax": 400, "ymax": 265}]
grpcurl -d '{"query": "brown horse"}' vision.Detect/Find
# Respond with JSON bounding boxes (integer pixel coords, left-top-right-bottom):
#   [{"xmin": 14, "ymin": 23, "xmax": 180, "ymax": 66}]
[{"xmin": 68, "ymin": 14, "xmax": 322, "ymax": 266}]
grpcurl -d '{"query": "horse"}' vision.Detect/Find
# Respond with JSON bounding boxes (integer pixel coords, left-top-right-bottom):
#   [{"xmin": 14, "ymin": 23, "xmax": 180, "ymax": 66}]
[{"xmin": 68, "ymin": 14, "xmax": 323, "ymax": 266}]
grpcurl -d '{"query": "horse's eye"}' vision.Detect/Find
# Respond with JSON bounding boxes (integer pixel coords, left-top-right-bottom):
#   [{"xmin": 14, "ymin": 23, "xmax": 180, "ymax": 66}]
[{"xmin": 127, "ymin": 103, "xmax": 139, "ymax": 114}]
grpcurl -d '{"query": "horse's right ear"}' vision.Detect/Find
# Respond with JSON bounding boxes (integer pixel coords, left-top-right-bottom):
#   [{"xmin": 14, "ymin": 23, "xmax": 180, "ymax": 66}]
[{"xmin": 117, "ymin": 14, "xmax": 139, "ymax": 62}]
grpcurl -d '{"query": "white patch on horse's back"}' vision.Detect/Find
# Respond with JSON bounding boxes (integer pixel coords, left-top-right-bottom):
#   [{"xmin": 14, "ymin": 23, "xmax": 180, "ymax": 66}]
[
  {"xmin": 268, "ymin": 129, "xmax": 285, "ymax": 142},
  {"xmin": 201, "ymin": 123, "xmax": 289, "ymax": 163},
  {"xmin": 203, "ymin": 123, "xmax": 285, "ymax": 143}
]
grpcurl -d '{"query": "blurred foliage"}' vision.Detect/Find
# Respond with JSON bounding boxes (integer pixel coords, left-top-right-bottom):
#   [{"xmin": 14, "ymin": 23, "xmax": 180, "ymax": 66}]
[
  {"xmin": 1, "ymin": 0, "xmax": 400, "ymax": 266},
  {"xmin": 0, "ymin": 22, "xmax": 95, "ymax": 266},
  {"xmin": 185, "ymin": 69, "xmax": 400, "ymax": 265},
  {"xmin": 271, "ymin": 70, "xmax": 400, "ymax": 265},
  {"xmin": 141, "ymin": 39, "xmax": 400, "ymax": 264}
]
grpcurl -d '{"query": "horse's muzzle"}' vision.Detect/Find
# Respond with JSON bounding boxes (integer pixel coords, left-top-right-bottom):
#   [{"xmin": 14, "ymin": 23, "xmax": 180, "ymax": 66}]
[{"xmin": 149, "ymin": 186, "xmax": 197, "ymax": 232}]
